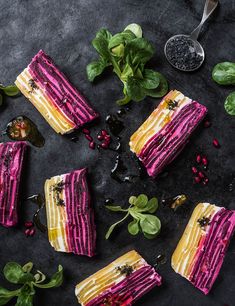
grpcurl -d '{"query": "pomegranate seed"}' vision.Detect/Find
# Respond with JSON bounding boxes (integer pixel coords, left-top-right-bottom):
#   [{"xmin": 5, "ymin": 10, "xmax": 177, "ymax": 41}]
[
  {"xmin": 202, "ymin": 156, "xmax": 208, "ymax": 166},
  {"xmin": 213, "ymin": 138, "xmax": 220, "ymax": 148},
  {"xmin": 204, "ymin": 121, "xmax": 211, "ymax": 128},
  {"xmin": 82, "ymin": 128, "xmax": 90, "ymax": 134},
  {"xmin": 89, "ymin": 142, "xmax": 95, "ymax": 149},
  {"xmin": 203, "ymin": 178, "xmax": 209, "ymax": 185},
  {"xmin": 29, "ymin": 228, "xmax": 36, "ymax": 236},
  {"xmin": 198, "ymin": 171, "xmax": 205, "ymax": 179},
  {"xmin": 97, "ymin": 134, "xmax": 103, "ymax": 141},
  {"xmin": 196, "ymin": 154, "xmax": 201, "ymax": 164},
  {"xmin": 24, "ymin": 221, "xmax": 33, "ymax": 228},
  {"xmin": 101, "ymin": 129, "xmax": 108, "ymax": 136},
  {"xmin": 194, "ymin": 176, "xmax": 201, "ymax": 183},
  {"xmin": 85, "ymin": 134, "xmax": 93, "ymax": 141},
  {"xmin": 101, "ymin": 142, "xmax": 109, "ymax": 149},
  {"xmin": 24, "ymin": 229, "xmax": 31, "ymax": 237},
  {"xmin": 191, "ymin": 166, "xmax": 198, "ymax": 174}
]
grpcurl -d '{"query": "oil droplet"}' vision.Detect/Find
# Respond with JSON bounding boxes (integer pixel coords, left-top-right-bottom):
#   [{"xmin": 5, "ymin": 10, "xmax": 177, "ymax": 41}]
[
  {"xmin": 27, "ymin": 194, "xmax": 47, "ymax": 233},
  {"xmin": 6, "ymin": 116, "xmax": 45, "ymax": 147},
  {"xmin": 154, "ymin": 254, "xmax": 167, "ymax": 269},
  {"xmin": 162, "ymin": 194, "xmax": 187, "ymax": 211},
  {"xmin": 105, "ymin": 114, "xmax": 124, "ymax": 137}
]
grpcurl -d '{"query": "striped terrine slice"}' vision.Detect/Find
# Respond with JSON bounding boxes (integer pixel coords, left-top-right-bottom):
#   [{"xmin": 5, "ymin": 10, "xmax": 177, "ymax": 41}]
[
  {"xmin": 75, "ymin": 250, "xmax": 162, "ymax": 305},
  {"xmin": 172, "ymin": 203, "xmax": 235, "ymax": 294},
  {"xmin": 15, "ymin": 50, "xmax": 99, "ymax": 134},
  {"xmin": 0, "ymin": 141, "xmax": 27, "ymax": 227},
  {"xmin": 130, "ymin": 90, "xmax": 207, "ymax": 177},
  {"xmin": 44, "ymin": 168, "xmax": 96, "ymax": 257}
]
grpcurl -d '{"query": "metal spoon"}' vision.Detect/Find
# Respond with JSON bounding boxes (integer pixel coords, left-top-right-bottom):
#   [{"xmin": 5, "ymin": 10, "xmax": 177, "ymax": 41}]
[{"xmin": 164, "ymin": 0, "xmax": 219, "ymax": 72}]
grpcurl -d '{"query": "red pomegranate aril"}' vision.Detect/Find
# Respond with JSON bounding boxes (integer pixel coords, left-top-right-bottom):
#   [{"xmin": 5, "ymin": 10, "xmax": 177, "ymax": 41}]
[
  {"xmin": 196, "ymin": 154, "xmax": 201, "ymax": 164},
  {"xmin": 101, "ymin": 142, "xmax": 109, "ymax": 149},
  {"xmin": 82, "ymin": 128, "xmax": 90, "ymax": 135},
  {"xmin": 85, "ymin": 134, "xmax": 93, "ymax": 141},
  {"xmin": 202, "ymin": 156, "xmax": 208, "ymax": 166},
  {"xmin": 204, "ymin": 121, "xmax": 211, "ymax": 128},
  {"xmin": 194, "ymin": 176, "xmax": 201, "ymax": 183},
  {"xmin": 97, "ymin": 134, "xmax": 103, "ymax": 141},
  {"xmin": 213, "ymin": 138, "xmax": 220, "ymax": 148},
  {"xmin": 89, "ymin": 142, "xmax": 95, "ymax": 149},
  {"xmin": 24, "ymin": 221, "xmax": 33, "ymax": 228},
  {"xmin": 29, "ymin": 228, "xmax": 36, "ymax": 236},
  {"xmin": 192, "ymin": 166, "xmax": 198, "ymax": 174},
  {"xmin": 24, "ymin": 229, "xmax": 31, "ymax": 237},
  {"xmin": 203, "ymin": 178, "xmax": 209, "ymax": 185},
  {"xmin": 101, "ymin": 129, "xmax": 108, "ymax": 136},
  {"xmin": 198, "ymin": 171, "xmax": 205, "ymax": 179}
]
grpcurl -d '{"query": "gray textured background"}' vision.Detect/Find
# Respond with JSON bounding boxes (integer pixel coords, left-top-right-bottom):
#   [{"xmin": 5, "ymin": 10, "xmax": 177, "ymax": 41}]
[{"xmin": 0, "ymin": 0, "xmax": 235, "ymax": 305}]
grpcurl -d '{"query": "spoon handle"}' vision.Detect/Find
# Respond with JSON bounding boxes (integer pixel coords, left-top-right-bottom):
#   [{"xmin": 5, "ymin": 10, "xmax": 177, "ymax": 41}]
[{"xmin": 190, "ymin": 0, "xmax": 219, "ymax": 41}]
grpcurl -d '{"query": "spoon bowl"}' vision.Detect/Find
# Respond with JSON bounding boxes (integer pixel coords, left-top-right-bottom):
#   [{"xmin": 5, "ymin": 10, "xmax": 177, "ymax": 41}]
[{"xmin": 164, "ymin": 34, "xmax": 205, "ymax": 72}]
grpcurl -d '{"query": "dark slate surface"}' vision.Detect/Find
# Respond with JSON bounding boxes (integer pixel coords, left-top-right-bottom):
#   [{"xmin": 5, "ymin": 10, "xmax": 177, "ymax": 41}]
[{"xmin": 0, "ymin": 0, "xmax": 235, "ymax": 305}]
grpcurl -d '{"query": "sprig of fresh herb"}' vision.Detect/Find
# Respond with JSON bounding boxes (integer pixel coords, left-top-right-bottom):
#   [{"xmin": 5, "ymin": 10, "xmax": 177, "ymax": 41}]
[
  {"xmin": 0, "ymin": 84, "xmax": 20, "ymax": 107},
  {"xmin": 212, "ymin": 62, "xmax": 235, "ymax": 115},
  {"xmin": 0, "ymin": 261, "xmax": 63, "ymax": 306},
  {"xmin": 105, "ymin": 194, "xmax": 161, "ymax": 239},
  {"xmin": 87, "ymin": 23, "xmax": 168, "ymax": 105}
]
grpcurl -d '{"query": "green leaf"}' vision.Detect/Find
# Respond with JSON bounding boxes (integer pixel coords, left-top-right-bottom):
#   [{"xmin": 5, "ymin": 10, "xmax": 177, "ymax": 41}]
[
  {"xmin": 105, "ymin": 205, "xmax": 127, "ymax": 212},
  {"xmin": 111, "ymin": 44, "xmax": 125, "ymax": 57},
  {"xmin": 124, "ymin": 23, "xmax": 142, "ymax": 38},
  {"xmin": 1, "ymin": 85, "xmax": 19, "ymax": 96},
  {"xmin": 140, "ymin": 69, "xmax": 160, "ymax": 89},
  {"xmin": 128, "ymin": 220, "xmax": 140, "ymax": 235},
  {"xmin": 96, "ymin": 29, "xmax": 112, "ymax": 41},
  {"xmin": 3, "ymin": 262, "xmax": 34, "ymax": 284},
  {"xmin": 22, "ymin": 262, "xmax": 33, "ymax": 274},
  {"xmin": 124, "ymin": 38, "xmax": 154, "ymax": 66},
  {"xmin": 86, "ymin": 59, "xmax": 108, "ymax": 82},
  {"xmin": 143, "ymin": 232, "xmax": 159, "ymax": 239},
  {"xmin": 0, "ymin": 287, "xmax": 18, "ymax": 305},
  {"xmin": 135, "ymin": 194, "xmax": 148, "ymax": 208},
  {"xmin": 34, "ymin": 265, "xmax": 63, "ymax": 289},
  {"xmin": 140, "ymin": 215, "xmax": 161, "ymax": 235},
  {"xmin": 125, "ymin": 77, "xmax": 146, "ymax": 102},
  {"xmin": 116, "ymin": 94, "xmax": 131, "ymax": 106},
  {"xmin": 224, "ymin": 91, "xmax": 235, "ymax": 115},
  {"xmin": 147, "ymin": 197, "xmax": 158, "ymax": 213},
  {"xmin": 105, "ymin": 213, "xmax": 129, "ymax": 239},
  {"xmin": 128, "ymin": 196, "xmax": 137, "ymax": 205},
  {"xmin": 108, "ymin": 31, "xmax": 136, "ymax": 49},
  {"xmin": 212, "ymin": 62, "xmax": 235, "ymax": 85},
  {"xmin": 145, "ymin": 72, "xmax": 168, "ymax": 98},
  {"xmin": 15, "ymin": 292, "xmax": 33, "ymax": 306},
  {"xmin": 92, "ymin": 31, "xmax": 111, "ymax": 59},
  {"xmin": 0, "ymin": 94, "xmax": 3, "ymax": 106}
]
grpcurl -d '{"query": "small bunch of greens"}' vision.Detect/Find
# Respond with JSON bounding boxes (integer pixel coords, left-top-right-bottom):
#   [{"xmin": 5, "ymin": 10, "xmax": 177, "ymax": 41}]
[
  {"xmin": 212, "ymin": 62, "xmax": 235, "ymax": 116},
  {"xmin": 87, "ymin": 23, "xmax": 168, "ymax": 105},
  {"xmin": 0, "ymin": 84, "xmax": 19, "ymax": 107},
  {"xmin": 0, "ymin": 261, "xmax": 63, "ymax": 306},
  {"xmin": 105, "ymin": 194, "xmax": 161, "ymax": 239}
]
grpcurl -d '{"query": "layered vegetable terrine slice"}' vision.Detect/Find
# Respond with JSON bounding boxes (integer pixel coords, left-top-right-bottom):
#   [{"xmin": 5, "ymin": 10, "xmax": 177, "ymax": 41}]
[
  {"xmin": 130, "ymin": 90, "xmax": 207, "ymax": 177},
  {"xmin": 15, "ymin": 50, "xmax": 98, "ymax": 134},
  {"xmin": 44, "ymin": 168, "xmax": 96, "ymax": 257},
  {"xmin": 0, "ymin": 141, "xmax": 27, "ymax": 227},
  {"xmin": 75, "ymin": 250, "xmax": 162, "ymax": 305},
  {"xmin": 172, "ymin": 203, "xmax": 235, "ymax": 294}
]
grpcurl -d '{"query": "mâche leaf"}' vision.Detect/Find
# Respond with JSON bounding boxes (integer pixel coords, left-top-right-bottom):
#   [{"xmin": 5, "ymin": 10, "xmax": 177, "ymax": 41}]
[
  {"xmin": 1, "ymin": 85, "xmax": 19, "ymax": 96},
  {"xmin": 224, "ymin": 91, "xmax": 235, "ymax": 115},
  {"xmin": 212, "ymin": 61, "xmax": 235, "ymax": 116},
  {"xmin": 87, "ymin": 24, "xmax": 168, "ymax": 104},
  {"xmin": 212, "ymin": 62, "xmax": 235, "ymax": 85},
  {"xmin": 0, "ymin": 262, "xmax": 63, "ymax": 306},
  {"xmin": 3, "ymin": 262, "xmax": 34, "ymax": 284},
  {"xmin": 105, "ymin": 194, "xmax": 161, "ymax": 239}
]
